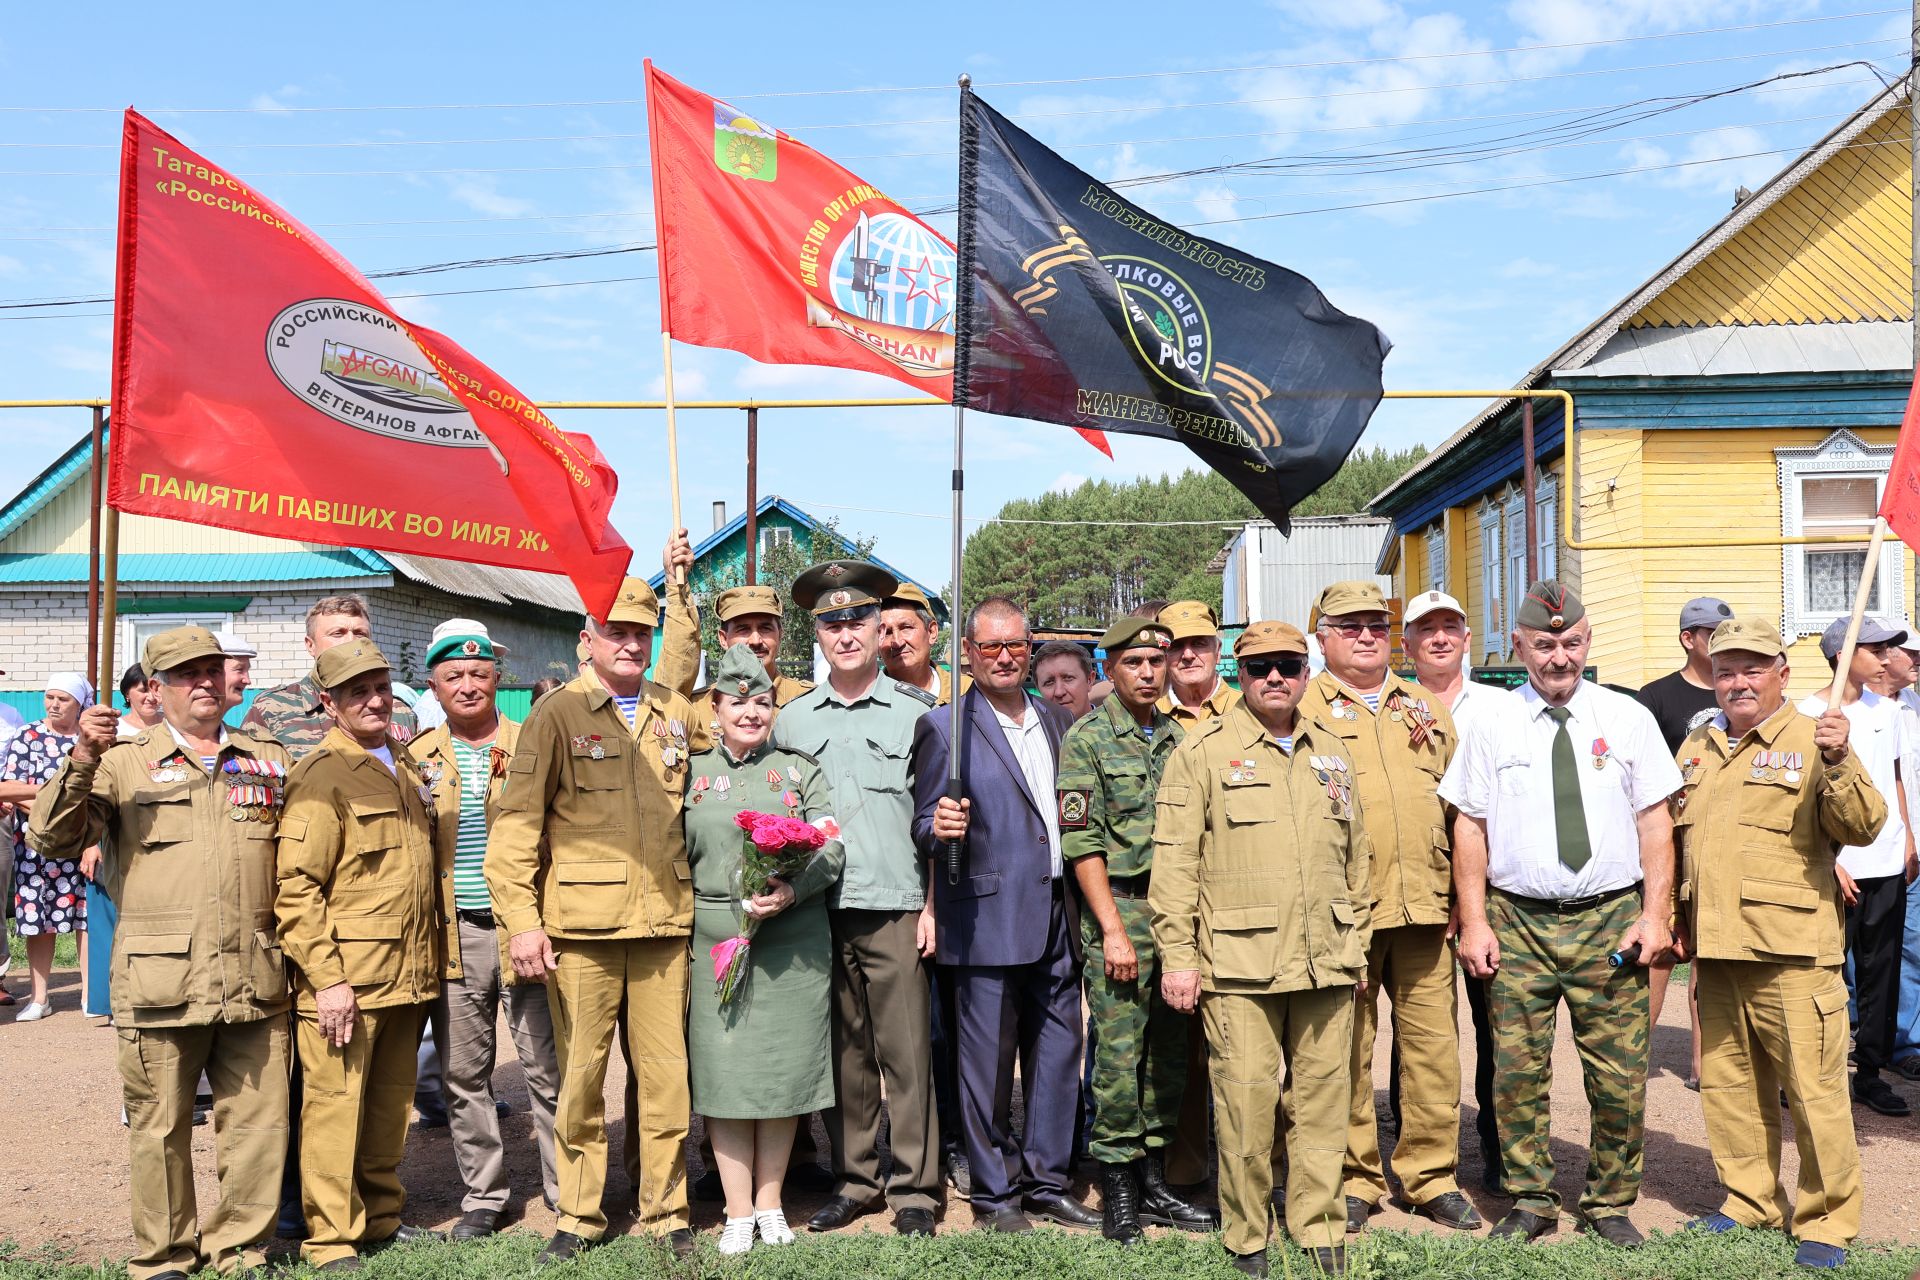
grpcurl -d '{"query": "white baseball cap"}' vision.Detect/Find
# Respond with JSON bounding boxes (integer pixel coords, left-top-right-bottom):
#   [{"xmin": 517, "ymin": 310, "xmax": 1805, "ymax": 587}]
[{"xmin": 1403, "ymin": 590, "xmax": 1467, "ymax": 626}]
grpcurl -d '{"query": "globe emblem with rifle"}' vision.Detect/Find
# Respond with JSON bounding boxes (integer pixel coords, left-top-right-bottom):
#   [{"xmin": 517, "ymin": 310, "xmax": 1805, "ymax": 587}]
[{"xmin": 827, "ymin": 211, "xmax": 956, "ymax": 335}]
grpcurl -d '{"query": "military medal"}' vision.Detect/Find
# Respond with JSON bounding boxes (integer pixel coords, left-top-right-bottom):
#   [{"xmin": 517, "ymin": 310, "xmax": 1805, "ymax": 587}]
[
  {"xmin": 782, "ymin": 789, "xmax": 799, "ymax": 813},
  {"xmin": 788, "ymin": 765, "xmax": 802, "ymax": 784},
  {"xmin": 588, "ymin": 734, "xmax": 605, "ymax": 761},
  {"xmin": 670, "ymin": 719, "xmax": 687, "ymax": 742},
  {"xmin": 1784, "ymin": 751, "xmax": 1803, "ymax": 784},
  {"xmin": 662, "ymin": 747, "xmax": 679, "ymax": 768},
  {"xmin": 716, "ymin": 775, "xmax": 731, "ymax": 796},
  {"xmin": 1591, "ymin": 737, "xmax": 1610, "ymax": 770},
  {"xmin": 691, "ymin": 775, "xmax": 708, "ymax": 804}
]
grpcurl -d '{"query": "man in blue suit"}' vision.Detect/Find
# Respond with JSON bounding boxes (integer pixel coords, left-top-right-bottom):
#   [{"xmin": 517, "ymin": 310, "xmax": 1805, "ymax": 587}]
[{"xmin": 911, "ymin": 596, "xmax": 1099, "ymax": 1233}]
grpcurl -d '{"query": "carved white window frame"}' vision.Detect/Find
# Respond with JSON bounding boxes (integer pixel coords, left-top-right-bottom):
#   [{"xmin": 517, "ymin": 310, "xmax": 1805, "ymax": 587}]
[
  {"xmin": 1777, "ymin": 428, "xmax": 1904, "ymax": 641},
  {"xmin": 1535, "ymin": 472, "xmax": 1560, "ymax": 583},
  {"xmin": 1479, "ymin": 498, "xmax": 1503, "ymax": 658},
  {"xmin": 1424, "ymin": 521, "xmax": 1447, "ymax": 594}
]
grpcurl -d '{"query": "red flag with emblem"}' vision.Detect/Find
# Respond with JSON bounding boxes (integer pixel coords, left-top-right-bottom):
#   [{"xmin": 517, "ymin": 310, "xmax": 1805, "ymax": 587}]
[{"xmin": 108, "ymin": 109, "xmax": 632, "ymax": 616}]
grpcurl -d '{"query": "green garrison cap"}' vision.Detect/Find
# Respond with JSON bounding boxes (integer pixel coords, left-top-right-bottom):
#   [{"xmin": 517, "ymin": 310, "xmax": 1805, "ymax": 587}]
[
  {"xmin": 1100, "ymin": 616, "xmax": 1174, "ymax": 654},
  {"xmin": 791, "ymin": 560, "xmax": 898, "ymax": 622},
  {"xmin": 314, "ymin": 639, "xmax": 391, "ymax": 690},
  {"xmin": 1515, "ymin": 580, "xmax": 1586, "ymax": 633},
  {"xmin": 712, "ymin": 642, "xmax": 774, "ymax": 699}
]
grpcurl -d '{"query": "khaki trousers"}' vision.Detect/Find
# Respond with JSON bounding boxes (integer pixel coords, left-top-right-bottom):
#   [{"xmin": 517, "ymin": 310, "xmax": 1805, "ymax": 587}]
[
  {"xmin": 547, "ymin": 936, "xmax": 690, "ymax": 1238},
  {"xmin": 429, "ymin": 916, "xmax": 561, "ymax": 1213},
  {"xmin": 118, "ymin": 1018, "xmax": 288, "ymax": 1280},
  {"xmin": 1344, "ymin": 923, "xmax": 1461, "ymax": 1205},
  {"xmin": 1697, "ymin": 959, "xmax": 1861, "ymax": 1247},
  {"xmin": 1205, "ymin": 986, "xmax": 1353, "ymax": 1254},
  {"xmin": 826, "ymin": 907, "xmax": 939, "ymax": 1210},
  {"xmin": 295, "ymin": 1004, "xmax": 424, "ymax": 1266}
]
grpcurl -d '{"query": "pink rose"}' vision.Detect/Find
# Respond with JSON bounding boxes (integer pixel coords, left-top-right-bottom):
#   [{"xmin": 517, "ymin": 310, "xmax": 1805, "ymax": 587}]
[
  {"xmin": 709, "ymin": 936, "xmax": 749, "ymax": 982},
  {"xmin": 733, "ymin": 811, "xmax": 758, "ymax": 832},
  {"xmin": 751, "ymin": 825, "xmax": 788, "ymax": 853}
]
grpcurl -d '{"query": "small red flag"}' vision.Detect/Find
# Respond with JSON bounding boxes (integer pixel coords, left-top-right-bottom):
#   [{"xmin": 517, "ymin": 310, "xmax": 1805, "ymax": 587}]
[
  {"xmin": 1880, "ymin": 373, "xmax": 1920, "ymax": 550},
  {"xmin": 644, "ymin": 62, "xmax": 1110, "ymax": 457},
  {"xmin": 108, "ymin": 110, "xmax": 633, "ymax": 616}
]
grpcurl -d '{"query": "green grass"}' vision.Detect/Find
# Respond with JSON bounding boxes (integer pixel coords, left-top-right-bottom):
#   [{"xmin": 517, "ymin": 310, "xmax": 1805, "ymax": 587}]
[
  {"xmin": 5, "ymin": 930, "xmax": 78, "ymax": 970},
  {"xmin": 3, "ymin": 1225, "xmax": 1917, "ymax": 1280}
]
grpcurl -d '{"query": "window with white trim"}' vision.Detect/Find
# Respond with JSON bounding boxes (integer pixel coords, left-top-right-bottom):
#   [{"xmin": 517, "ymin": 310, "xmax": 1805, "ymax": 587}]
[
  {"xmin": 1777, "ymin": 430, "xmax": 1904, "ymax": 640},
  {"xmin": 1424, "ymin": 521, "xmax": 1446, "ymax": 593},
  {"xmin": 759, "ymin": 526, "xmax": 794, "ymax": 557},
  {"xmin": 1535, "ymin": 473, "xmax": 1559, "ymax": 582},
  {"xmin": 1503, "ymin": 492, "xmax": 1527, "ymax": 658},
  {"xmin": 120, "ymin": 612, "xmax": 234, "ymax": 685},
  {"xmin": 1479, "ymin": 502, "xmax": 1503, "ymax": 656}
]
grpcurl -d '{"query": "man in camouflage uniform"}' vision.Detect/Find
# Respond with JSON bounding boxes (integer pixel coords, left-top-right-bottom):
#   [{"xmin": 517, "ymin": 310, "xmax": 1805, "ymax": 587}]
[
  {"xmin": 243, "ymin": 595, "xmax": 417, "ymax": 757},
  {"xmin": 1444, "ymin": 582, "xmax": 1679, "ymax": 1247},
  {"xmin": 1058, "ymin": 616, "xmax": 1217, "ymax": 1244}
]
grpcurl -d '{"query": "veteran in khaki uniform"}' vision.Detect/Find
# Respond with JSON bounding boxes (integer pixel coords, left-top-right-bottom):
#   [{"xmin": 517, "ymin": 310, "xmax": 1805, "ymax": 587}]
[
  {"xmin": 1151, "ymin": 622, "xmax": 1372, "ymax": 1279},
  {"xmin": 881, "ymin": 582, "xmax": 967, "ymax": 705},
  {"xmin": 274, "ymin": 640, "xmax": 443, "ymax": 1269},
  {"xmin": 1299, "ymin": 580, "xmax": 1475, "ymax": 1232},
  {"xmin": 661, "ymin": 583, "xmax": 813, "ymax": 733},
  {"xmin": 485, "ymin": 577, "xmax": 700, "ymax": 1263},
  {"xmin": 1673, "ymin": 618, "xmax": 1883, "ymax": 1270},
  {"xmin": 1059, "ymin": 616, "xmax": 1216, "ymax": 1243},
  {"xmin": 30, "ymin": 627, "xmax": 292, "ymax": 1280}
]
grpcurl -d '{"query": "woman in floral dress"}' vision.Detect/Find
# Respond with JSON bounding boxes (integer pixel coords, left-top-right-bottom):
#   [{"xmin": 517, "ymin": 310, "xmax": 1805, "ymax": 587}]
[{"xmin": 2, "ymin": 673, "xmax": 92, "ymax": 1021}]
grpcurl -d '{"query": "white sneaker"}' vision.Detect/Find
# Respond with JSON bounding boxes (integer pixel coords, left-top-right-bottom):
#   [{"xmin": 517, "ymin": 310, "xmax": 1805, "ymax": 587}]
[
  {"xmin": 15, "ymin": 1001, "xmax": 52, "ymax": 1022},
  {"xmin": 755, "ymin": 1208, "xmax": 795, "ymax": 1245},
  {"xmin": 717, "ymin": 1217, "xmax": 755, "ymax": 1255}
]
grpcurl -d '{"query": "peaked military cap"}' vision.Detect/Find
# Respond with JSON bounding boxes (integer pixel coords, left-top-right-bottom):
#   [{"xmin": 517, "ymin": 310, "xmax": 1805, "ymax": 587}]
[
  {"xmin": 315, "ymin": 639, "xmax": 391, "ymax": 690},
  {"xmin": 1515, "ymin": 580, "xmax": 1585, "ymax": 632},
  {"xmin": 143, "ymin": 625, "xmax": 226, "ymax": 675},
  {"xmin": 1157, "ymin": 600, "xmax": 1220, "ymax": 641},
  {"xmin": 1100, "ymin": 616, "xmax": 1174, "ymax": 654},
  {"xmin": 712, "ymin": 642, "xmax": 774, "ymax": 699},
  {"xmin": 1708, "ymin": 617, "xmax": 1786, "ymax": 660},
  {"xmin": 791, "ymin": 560, "xmax": 898, "ymax": 622},
  {"xmin": 602, "ymin": 577, "xmax": 661, "ymax": 627},
  {"xmin": 714, "ymin": 584, "xmax": 783, "ymax": 624}
]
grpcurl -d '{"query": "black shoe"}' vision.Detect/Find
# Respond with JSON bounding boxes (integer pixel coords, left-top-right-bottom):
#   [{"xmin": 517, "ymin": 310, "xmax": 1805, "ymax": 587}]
[
  {"xmin": 978, "ymin": 1207, "xmax": 1033, "ymax": 1233},
  {"xmin": 691, "ymin": 1166, "xmax": 723, "ymax": 1201},
  {"xmin": 1490, "ymin": 1208, "xmax": 1556, "ymax": 1242},
  {"xmin": 316, "ymin": 1261, "xmax": 362, "ymax": 1274},
  {"xmin": 1138, "ymin": 1153, "xmax": 1218, "ymax": 1231},
  {"xmin": 1344, "ymin": 1195, "xmax": 1372, "ymax": 1234},
  {"xmin": 1021, "ymin": 1191, "xmax": 1100, "ymax": 1230},
  {"xmin": 786, "ymin": 1161, "xmax": 835, "ymax": 1192},
  {"xmin": 944, "ymin": 1149, "xmax": 974, "ymax": 1199},
  {"xmin": 371, "ymin": 1223, "xmax": 445, "ymax": 1250},
  {"xmin": 192, "ymin": 1105, "xmax": 210, "ymax": 1127},
  {"xmin": 538, "ymin": 1230, "xmax": 593, "ymax": 1265},
  {"xmin": 665, "ymin": 1229, "xmax": 695, "ymax": 1259},
  {"xmin": 1100, "ymin": 1164, "xmax": 1144, "ymax": 1244},
  {"xmin": 450, "ymin": 1208, "xmax": 503, "ymax": 1241},
  {"xmin": 894, "ymin": 1207, "xmax": 935, "ymax": 1237},
  {"xmin": 1310, "ymin": 1244, "xmax": 1348, "ymax": 1276},
  {"xmin": 415, "ymin": 1108, "xmax": 449, "ymax": 1130},
  {"xmin": 1412, "ymin": 1191, "xmax": 1483, "ymax": 1231},
  {"xmin": 807, "ymin": 1194, "xmax": 874, "ymax": 1232},
  {"xmin": 1579, "ymin": 1215, "xmax": 1644, "ymax": 1248},
  {"xmin": 1895, "ymin": 1054, "xmax": 1920, "ymax": 1082},
  {"xmin": 1853, "ymin": 1073, "xmax": 1911, "ymax": 1116},
  {"xmin": 1228, "ymin": 1247, "xmax": 1270, "ymax": 1277},
  {"xmin": 148, "ymin": 1273, "xmax": 190, "ymax": 1279}
]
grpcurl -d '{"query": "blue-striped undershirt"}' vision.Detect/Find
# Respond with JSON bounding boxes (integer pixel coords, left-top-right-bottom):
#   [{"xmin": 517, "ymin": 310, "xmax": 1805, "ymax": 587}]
[
  {"xmin": 449, "ymin": 738, "xmax": 493, "ymax": 911},
  {"xmin": 612, "ymin": 694, "xmax": 640, "ymax": 728}
]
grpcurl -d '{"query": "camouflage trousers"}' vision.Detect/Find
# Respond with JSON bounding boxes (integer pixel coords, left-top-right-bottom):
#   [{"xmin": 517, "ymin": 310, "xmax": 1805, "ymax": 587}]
[
  {"xmin": 1080, "ymin": 895, "xmax": 1190, "ymax": 1164},
  {"xmin": 1487, "ymin": 887, "xmax": 1648, "ymax": 1219}
]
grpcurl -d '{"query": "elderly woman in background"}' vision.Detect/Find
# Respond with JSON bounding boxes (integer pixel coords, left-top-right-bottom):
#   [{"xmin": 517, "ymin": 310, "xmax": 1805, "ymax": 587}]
[
  {"xmin": 686, "ymin": 645, "xmax": 843, "ymax": 1255},
  {"xmin": 1, "ymin": 672, "xmax": 95, "ymax": 1021}
]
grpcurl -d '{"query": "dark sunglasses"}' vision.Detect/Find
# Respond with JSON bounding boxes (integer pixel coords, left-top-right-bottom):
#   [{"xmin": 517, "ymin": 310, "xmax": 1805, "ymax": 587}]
[
  {"xmin": 971, "ymin": 639, "xmax": 1032, "ymax": 659},
  {"xmin": 1328, "ymin": 620, "xmax": 1391, "ymax": 639},
  {"xmin": 1241, "ymin": 656, "xmax": 1307, "ymax": 681}
]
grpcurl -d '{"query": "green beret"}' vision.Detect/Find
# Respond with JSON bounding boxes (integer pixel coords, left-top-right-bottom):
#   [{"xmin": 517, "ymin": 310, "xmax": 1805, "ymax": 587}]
[
  {"xmin": 1514, "ymin": 579, "xmax": 1585, "ymax": 632},
  {"xmin": 712, "ymin": 642, "xmax": 774, "ymax": 699},
  {"xmin": 1099, "ymin": 617, "xmax": 1173, "ymax": 654}
]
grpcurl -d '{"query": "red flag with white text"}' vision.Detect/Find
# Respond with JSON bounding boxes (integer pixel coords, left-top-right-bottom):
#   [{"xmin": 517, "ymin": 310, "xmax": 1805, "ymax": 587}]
[{"xmin": 109, "ymin": 109, "xmax": 632, "ymax": 616}]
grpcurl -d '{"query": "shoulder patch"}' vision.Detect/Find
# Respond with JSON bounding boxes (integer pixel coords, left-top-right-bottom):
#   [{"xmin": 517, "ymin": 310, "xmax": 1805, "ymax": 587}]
[
  {"xmin": 1058, "ymin": 788, "xmax": 1091, "ymax": 829},
  {"xmin": 893, "ymin": 679, "xmax": 938, "ymax": 707},
  {"xmin": 778, "ymin": 746, "xmax": 822, "ymax": 768}
]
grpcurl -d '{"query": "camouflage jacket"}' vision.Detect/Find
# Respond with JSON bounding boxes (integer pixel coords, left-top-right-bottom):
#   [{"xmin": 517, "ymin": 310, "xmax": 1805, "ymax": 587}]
[
  {"xmin": 243, "ymin": 674, "xmax": 418, "ymax": 761},
  {"xmin": 1057, "ymin": 696, "xmax": 1183, "ymax": 879}
]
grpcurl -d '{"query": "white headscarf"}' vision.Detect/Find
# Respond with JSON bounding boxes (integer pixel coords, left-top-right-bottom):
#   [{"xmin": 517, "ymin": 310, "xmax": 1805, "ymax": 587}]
[{"xmin": 45, "ymin": 671, "xmax": 95, "ymax": 709}]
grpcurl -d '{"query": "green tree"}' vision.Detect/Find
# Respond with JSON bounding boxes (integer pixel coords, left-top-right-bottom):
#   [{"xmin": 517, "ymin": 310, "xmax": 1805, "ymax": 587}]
[{"xmin": 689, "ymin": 517, "xmax": 878, "ymax": 681}]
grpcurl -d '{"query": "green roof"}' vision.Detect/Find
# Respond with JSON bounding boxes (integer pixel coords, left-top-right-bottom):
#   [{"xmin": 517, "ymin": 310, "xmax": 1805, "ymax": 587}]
[{"xmin": 0, "ymin": 550, "xmax": 388, "ymax": 585}]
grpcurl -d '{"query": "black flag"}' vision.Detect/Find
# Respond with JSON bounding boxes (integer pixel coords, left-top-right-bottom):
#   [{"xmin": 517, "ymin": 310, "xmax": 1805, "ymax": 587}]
[{"xmin": 955, "ymin": 91, "xmax": 1390, "ymax": 530}]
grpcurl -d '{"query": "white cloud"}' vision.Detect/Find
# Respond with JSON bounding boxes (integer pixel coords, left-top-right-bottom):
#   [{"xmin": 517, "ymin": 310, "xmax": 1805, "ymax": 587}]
[
  {"xmin": 445, "ymin": 179, "xmax": 537, "ymax": 219},
  {"xmin": 1050, "ymin": 472, "xmax": 1088, "ymax": 494},
  {"xmin": 1501, "ymin": 256, "xmax": 1559, "ymax": 279},
  {"xmin": 248, "ymin": 85, "xmax": 304, "ymax": 113}
]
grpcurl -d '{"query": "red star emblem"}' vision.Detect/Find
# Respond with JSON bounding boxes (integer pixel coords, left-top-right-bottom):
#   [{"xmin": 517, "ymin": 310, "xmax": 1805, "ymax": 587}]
[{"xmin": 897, "ymin": 255, "xmax": 951, "ymax": 309}]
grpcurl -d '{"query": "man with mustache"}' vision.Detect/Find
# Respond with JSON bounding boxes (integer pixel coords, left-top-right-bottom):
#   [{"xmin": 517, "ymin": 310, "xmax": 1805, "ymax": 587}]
[
  {"xmin": 1445, "ymin": 581, "xmax": 1680, "ymax": 1248},
  {"xmin": 882, "ymin": 583, "xmax": 967, "ymax": 706},
  {"xmin": 1673, "ymin": 616, "xmax": 1881, "ymax": 1272}
]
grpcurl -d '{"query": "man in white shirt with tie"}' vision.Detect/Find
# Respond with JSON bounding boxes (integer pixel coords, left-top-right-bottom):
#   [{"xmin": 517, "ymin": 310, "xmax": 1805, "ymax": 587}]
[{"xmin": 1443, "ymin": 581, "xmax": 1679, "ymax": 1249}]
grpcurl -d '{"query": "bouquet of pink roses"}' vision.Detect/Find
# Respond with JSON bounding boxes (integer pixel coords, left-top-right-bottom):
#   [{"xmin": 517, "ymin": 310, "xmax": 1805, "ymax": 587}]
[{"xmin": 710, "ymin": 810, "xmax": 828, "ymax": 1004}]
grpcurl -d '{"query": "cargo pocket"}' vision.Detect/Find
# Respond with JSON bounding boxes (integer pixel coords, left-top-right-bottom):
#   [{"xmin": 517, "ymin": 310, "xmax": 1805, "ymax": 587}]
[
  {"xmin": 1811, "ymin": 980, "xmax": 1851, "ymax": 1087},
  {"xmin": 346, "ymin": 795, "xmax": 403, "ymax": 879},
  {"xmin": 1329, "ymin": 899, "xmax": 1365, "ymax": 970},
  {"xmin": 333, "ymin": 914, "xmax": 402, "ymax": 987},
  {"xmin": 553, "ymin": 860, "xmax": 628, "ymax": 930},
  {"xmin": 253, "ymin": 928, "xmax": 287, "ymax": 1004},
  {"xmin": 572, "ymin": 738, "xmax": 626, "ymax": 790},
  {"xmin": 122, "ymin": 933, "xmax": 193, "ymax": 1008},
  {"xmin": 130, "ymin": 788, "xmax": 192, "ymax": 850},
  {"xmin": 1737, "ymin": 878, "xmax": 1820, "ymax": 958},
  {"xmin": 1205, "ymin": 904, "xmax": 1278, "ymax": 981}
]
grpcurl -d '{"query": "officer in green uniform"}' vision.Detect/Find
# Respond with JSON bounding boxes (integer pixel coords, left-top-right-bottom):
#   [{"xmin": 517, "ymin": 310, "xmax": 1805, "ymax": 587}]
[
  {"xmin": 1057, "ymin": 616, "xmax": 1216, "ymax": 1243},
  {"xmin": 1150, "ymin": 621, "xmax": 1373, "ymax": 1279}
]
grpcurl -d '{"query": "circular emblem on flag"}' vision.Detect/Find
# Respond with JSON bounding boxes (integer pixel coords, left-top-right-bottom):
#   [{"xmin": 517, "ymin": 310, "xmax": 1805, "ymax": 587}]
[
  {"xmin": 265, "ymin": 298, "xmax": 496, "ymax": 457},
  {"xmin": 1099, "ymin": 255, "xmax": 1213, "ymax": 391}
]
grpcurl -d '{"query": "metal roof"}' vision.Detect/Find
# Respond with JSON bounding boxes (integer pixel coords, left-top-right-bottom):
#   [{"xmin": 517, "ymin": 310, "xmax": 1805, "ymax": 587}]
[
  {"xmin": 0, "ymin": 550, "xmax": 388, "ymax": 585},
  {"xmin": 381, "ymin": 552, "xmax": 583, "ymax": 613},
  {"xmin": 1565, "ymin": 320, "xmax": 1914, "ymax": 380}
]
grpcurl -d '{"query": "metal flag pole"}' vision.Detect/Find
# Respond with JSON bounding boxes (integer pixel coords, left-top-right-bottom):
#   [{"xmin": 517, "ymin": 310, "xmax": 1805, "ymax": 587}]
[{"xmin": 944, "ymin": 73, "xmax": 979, "ymax": 887}]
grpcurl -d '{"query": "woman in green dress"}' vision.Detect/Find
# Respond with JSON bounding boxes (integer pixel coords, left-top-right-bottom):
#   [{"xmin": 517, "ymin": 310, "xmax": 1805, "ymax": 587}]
[{"xmin": 687, "ymin": 644, "xmax": 844, "ymax": 1255}]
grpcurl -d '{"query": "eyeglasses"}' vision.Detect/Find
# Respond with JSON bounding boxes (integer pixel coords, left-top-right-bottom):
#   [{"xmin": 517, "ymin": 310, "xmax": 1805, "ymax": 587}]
[
  {"xmin": 970, "ymin": 639, "xmax": 1032, "ymax": 659},
  {"xmin": 1241, "ymin": 656, "xmax": 1307, "ymax": 681},
  {"xmin": 1327, "ymin": 620, "xmax": 1391, "ymax": 639}
]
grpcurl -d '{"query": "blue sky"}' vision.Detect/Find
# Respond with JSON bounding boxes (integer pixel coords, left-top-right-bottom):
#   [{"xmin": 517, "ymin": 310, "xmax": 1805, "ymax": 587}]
[{"xmin": 0, "ymin": 2, "xmax": 1909, "ymax": 592}]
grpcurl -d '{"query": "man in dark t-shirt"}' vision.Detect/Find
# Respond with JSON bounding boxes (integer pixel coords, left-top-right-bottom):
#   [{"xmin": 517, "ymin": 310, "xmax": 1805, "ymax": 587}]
[{"xmin": 1637, "ymin": 597, "xmax": 1734, "ymax": 754}]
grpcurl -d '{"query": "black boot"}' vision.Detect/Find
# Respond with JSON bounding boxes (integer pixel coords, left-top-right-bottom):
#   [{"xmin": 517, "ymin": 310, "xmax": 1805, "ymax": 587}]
[
  {"xmin": 1139, "ymin": 1153, "xmax": 1219, "ymax": 1231},
  {"xmin": 1100, "ymin": 1164, "xmax": 1143, "ymax": 1244}
]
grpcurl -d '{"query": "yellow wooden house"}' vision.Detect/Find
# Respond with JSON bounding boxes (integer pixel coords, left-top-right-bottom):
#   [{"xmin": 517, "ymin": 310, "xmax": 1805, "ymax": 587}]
[{"xmin": 1371, "ymin": 82, "xmax": 1916, "ymax": 696}]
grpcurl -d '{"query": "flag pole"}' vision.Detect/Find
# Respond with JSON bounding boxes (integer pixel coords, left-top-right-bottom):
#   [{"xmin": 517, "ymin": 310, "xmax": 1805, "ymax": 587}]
[
  {"xmin": 1825, "ymin": 515, "xmax": 1890, "ymax": 707},
  {"xmin": 661, "ymin": 330, "xmax": 686, "ymax": 586},
  {"xmin": 643, "ymin": 58, "xmax": 686, "ymax": 589},
  {"xmin": 944, "ymin": 73, "xmax": 979, "ymax": 887}
]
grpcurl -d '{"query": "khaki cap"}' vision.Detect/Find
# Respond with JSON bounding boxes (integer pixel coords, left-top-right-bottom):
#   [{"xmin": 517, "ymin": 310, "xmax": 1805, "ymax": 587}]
[
  {"xmin": 1314, "ymin": 580, "xmax": 1388, "ymax": 618},
  {"xmin": 1157, "ymin": 600, "xmax": 1220, "ymax": 641},
  {"xmin": 884, "ymin": 582, "xmax": 938, "ymax": 613},
  {"xmin": 1234, "ymin": 621, "xmax": 1309, "ymax": 659},
  {"xmin": 574, "ymin": 640, "xmax": 590, "ymax": 664},
  {"xmin": 1708, "ymin": 617, "xmax": 1786, "ymax": 659},
  {"xmin": 143, "ymin": 625, "xmax": 225, "ymax": 675},
  {"xmin": 1099, "ymin": 617, "xmax": 1173, "ymax": 654},
  {"xmin": 715, "ymin": 584, "xmax": 783, "ymax": 624},
  {"xmin": 603, "ymin": 577, "xmax": 661, "ymax": 627},
  {"xmin": 314, "ymin": 639, "xmax": 391, "ymax": 690}
]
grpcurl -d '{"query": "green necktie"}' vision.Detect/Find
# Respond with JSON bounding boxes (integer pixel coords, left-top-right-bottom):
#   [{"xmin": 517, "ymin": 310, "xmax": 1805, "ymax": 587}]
[{"xmin": 1544, "ymin": 705, "xmax": 1592, "ymax": 872}]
